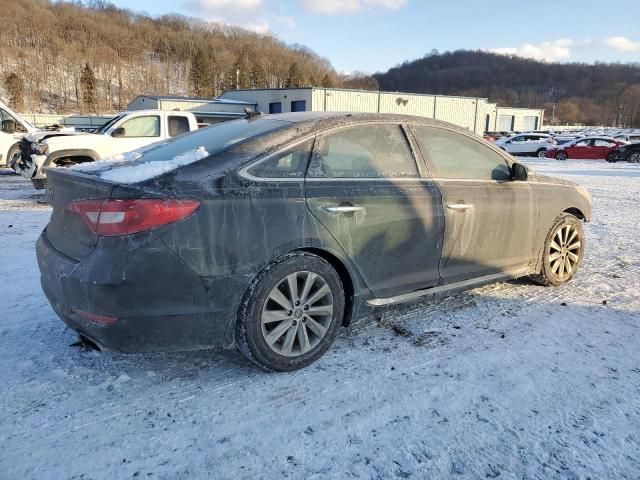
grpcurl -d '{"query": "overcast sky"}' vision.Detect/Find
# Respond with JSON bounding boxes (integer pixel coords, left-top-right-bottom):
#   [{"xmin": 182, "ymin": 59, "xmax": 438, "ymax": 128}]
[{"xmin": 113, "ymin": 0, "xmax": 640, "ymax": 73}]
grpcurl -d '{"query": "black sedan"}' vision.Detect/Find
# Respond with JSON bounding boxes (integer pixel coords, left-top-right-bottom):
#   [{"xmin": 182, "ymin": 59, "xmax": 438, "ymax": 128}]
[
  {"xmin": 37, "ymin": 112, "xmax": 592, "ymax": 371},
  {"xmin": 610, "ymin": 142, "xmax": 640, "ymax": 163}
]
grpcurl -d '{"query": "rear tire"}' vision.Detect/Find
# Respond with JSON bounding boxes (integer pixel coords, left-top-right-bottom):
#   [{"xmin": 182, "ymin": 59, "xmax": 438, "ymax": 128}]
[
  {"xmin": 236, "ymin": 252, "xmax": 345, "ymax": 372},
  {"xmin": 606, "ymin": 153, "xmax": 616, "ymax": 163},
  {"xmin": 531, "ymin": 213, "xmax": 584, "ymax": 286},
  {"xmin": 629, "ymin": 152, "xmax": 640, "ymax": 163},
  {"xmin": 556, "ymin": 151, "xmax": 568, "ymax": 161},
  {"xmin": 536, "ymin": 148, "xmax": 547, "ymax": 158}
]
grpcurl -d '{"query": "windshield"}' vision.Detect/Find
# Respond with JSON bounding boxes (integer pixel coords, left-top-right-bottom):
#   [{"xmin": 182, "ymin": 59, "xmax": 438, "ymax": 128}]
[{"xmin": 94, "ymin": 113, "xmax": 126, "ymax": 134}]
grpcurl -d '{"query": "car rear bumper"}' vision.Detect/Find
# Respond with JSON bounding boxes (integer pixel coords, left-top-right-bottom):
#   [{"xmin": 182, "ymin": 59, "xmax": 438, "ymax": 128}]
[{"xmin": 36, "ymin": 231, "xmax": 247, "ymax": 353}]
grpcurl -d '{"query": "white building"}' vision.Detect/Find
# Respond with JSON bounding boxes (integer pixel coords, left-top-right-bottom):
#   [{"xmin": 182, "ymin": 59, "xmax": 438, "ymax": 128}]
[{"xmin": 219, "ymin": 87, "xmax": 544, "ymax": 135}]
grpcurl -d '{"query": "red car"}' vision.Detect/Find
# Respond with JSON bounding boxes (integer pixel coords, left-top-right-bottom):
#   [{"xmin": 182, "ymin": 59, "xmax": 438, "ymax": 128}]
[{"xmin": 545, "ymin": 137, "xmax": 628, "ymax": 161}]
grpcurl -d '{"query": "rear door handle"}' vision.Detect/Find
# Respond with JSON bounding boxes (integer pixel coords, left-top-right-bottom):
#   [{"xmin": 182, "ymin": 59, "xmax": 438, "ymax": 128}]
[
  {"xmin": 446, "ymin": 203, "xmax": 474, "ymax": 211},
  {"xmin": 322, "ymin": 205, "xmax": 366, "ymax": 214}
]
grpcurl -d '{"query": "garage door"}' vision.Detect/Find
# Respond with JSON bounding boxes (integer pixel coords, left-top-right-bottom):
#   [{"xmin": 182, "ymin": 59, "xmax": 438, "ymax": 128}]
[
  {"xmin": 522, "ymin": 116, "xmax": 538, "ymax": 131},
  {"xmin": 498, "ymin": 115, "xmax": 514, "ymax": 131}
]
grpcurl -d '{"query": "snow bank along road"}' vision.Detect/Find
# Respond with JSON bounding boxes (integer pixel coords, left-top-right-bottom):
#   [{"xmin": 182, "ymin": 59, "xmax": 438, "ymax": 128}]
[{"xmin": 1, "ymin": 159, "xmax": 639, "ymax": 480}]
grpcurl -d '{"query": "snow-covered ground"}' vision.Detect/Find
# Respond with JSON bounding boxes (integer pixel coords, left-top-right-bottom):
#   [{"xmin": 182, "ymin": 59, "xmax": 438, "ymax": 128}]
[{"xmin": 1, "ymin": 159, "xmax": 639, "ymax": 480}]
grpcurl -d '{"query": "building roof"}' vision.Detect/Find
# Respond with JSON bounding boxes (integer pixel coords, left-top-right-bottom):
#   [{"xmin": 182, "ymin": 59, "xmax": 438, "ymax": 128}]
[{"xmin": 130, "ymin": 95, "xmax": 256, "ymax": 105}]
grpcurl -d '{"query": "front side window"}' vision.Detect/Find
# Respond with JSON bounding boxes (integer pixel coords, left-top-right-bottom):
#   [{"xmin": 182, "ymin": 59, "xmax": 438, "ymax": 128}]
[
  {"xmin": 118, "ymin": 116, "xmax": 160, "ymax": 137},
  {"xmin": 411, "ymin": 125, "xmax": 511, "ymax": 181},
  {"xmin": 247, "ymin": 139, "xmax": 313, "ymax": 179},
  {"xmin": 574, "ymin": 139, "xmax": 591, "ymax": 147},
  {"xmin": 307, "ymin": 124, "xmax": 419, "ymax": 179}
]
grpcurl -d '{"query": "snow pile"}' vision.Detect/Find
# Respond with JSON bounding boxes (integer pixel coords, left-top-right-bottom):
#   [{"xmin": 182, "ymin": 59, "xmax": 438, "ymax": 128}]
[
  {"xmin": 69, "ymin": 151, "xmax": 143, "ymax": 173},
  {"xmin": 100, "ymin": 146, "xmax": 209, "ymax": 184}
]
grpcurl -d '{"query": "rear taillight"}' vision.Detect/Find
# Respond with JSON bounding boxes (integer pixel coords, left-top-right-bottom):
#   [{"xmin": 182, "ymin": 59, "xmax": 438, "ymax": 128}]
[{"xmin": 67, "ymin": 199, "xmax": 200, "ymax": 236}]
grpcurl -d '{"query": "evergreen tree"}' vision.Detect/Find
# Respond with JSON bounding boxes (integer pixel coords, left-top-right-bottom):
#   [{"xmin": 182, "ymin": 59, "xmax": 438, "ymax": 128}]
[
  {"xmin": 286, "ymin": 63, "xmax": 305, "ymax": 88},
  {"xmin": 80, "ymin": 63, "xmax": 97, "ymax": 113},
  {"xmin": 4, "ymin": 72, "xmax": 24, "ymax": 111},
  {"xmin": 189, "ymin": 48, "xmax": 213, "ymax": 97}
]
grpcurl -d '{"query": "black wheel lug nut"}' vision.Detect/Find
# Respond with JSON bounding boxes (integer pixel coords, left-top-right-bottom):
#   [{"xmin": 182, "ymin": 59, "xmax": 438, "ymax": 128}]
[
  {"xmin": 295, "ymin": 301, "xmax": 300, "ymax": 306},
  {"xmin": 304, "ymin": 305, "xmax": 309, "ymax": 310}
]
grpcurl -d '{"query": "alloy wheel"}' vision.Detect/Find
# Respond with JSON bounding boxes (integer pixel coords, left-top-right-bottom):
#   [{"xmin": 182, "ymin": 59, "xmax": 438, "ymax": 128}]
[
  {"xmin": 537, "ymin": 149, "xmax": 547, "ymax": 158},
  {"xmin": 261, "ymin": 271, "xmax": 334, "ymax": 357},
  {"xmin": 548, "ymin": 224, "xmax": 581, "ymax": 280},
  {"xmin": 630, "ymin": 153, "xmax": 640, "ymax": 163},
  {"xmin": 556, "ymin": 152, "xmax": 567, "ymax": 161}
]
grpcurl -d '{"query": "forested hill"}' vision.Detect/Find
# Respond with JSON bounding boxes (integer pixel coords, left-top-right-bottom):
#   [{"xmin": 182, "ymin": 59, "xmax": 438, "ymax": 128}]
[
  {"xmin": 374, "ymin": 50, "xmax": 640, "ymax": 126},
  {"xmin": 0, "ymin": 0, "xmax": 338, "ymax": 114}
]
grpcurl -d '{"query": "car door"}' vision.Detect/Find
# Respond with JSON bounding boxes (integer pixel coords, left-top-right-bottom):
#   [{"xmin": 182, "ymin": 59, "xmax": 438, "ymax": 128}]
[
  {"xmin": 503, "ymin": 135, "xmax": 527, "ymax": 154},
  {"xmin": 592, "ymin": 139, "xmax": 616, "ymax": 159},
  {"xmin": 565, "ymin": 139, "xmax": 591, "ymax": 159},
  {"xmin": 305, "ymin": 123, "xmax": 444, "ymax": 298},
  {"xmin": 109, "ymin": 114, "xmax": 163, "ymax": 153},
  {"xmin": 409, "ymin": 124, "xmax": 536, "ymax": 284}
]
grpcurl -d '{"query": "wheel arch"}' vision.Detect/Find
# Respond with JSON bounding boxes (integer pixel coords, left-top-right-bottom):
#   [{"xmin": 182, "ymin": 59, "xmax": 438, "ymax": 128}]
[
  {"xmin": 563, "ymin": 207, "xmax": 587, "ymax": 221},
  {"xmin": 294, "ymin": 247, "xmax": 355, "ymax": 326}
]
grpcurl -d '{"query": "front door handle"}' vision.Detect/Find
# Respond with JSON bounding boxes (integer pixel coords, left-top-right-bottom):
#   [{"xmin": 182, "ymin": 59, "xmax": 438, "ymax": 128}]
[
  {"xmin": 446, "ymin": 203, "xmax": 474, "ymax": 211},
  {"xmin": 322, "ymin": 205, "xmax": 366, "ymax": 214}
]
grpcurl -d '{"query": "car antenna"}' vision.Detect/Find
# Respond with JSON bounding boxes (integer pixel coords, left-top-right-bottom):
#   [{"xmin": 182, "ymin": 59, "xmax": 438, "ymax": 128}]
[{"xmin": 244, "ymin": 107, "xmax": 264, "ymax": 119}]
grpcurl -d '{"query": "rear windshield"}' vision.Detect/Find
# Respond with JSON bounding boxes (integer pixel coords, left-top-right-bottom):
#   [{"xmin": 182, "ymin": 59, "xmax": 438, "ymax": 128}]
[
  {"xmin": 132, "ymin": 117, "xmax": 289, "ymax": 163},
  {"xmin": 72, "ymin": 117, "xmax": 292, "ymax": 183}
]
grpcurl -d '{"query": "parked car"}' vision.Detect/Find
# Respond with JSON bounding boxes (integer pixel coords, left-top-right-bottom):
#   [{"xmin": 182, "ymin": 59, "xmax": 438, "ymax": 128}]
[
  {"xmin": 494, "ymin": 133, "xmax": 557, "ymax": 157},
  {"xmin": 613, "ymin": 133, "xmax": 640, "ymax": 144},
  {"xmin": 545, "ymin": 137, "xmax": 627, "ymax": 161},
  {"xmin": 610, "ymin": 142, "xmax": 640, "ymax": 163},
  {"xmin": 11, "ymin": 109, "xmax": 200, "ymax": 189},
  {"xmin": 0, "ymin": 100, "xmax": 37, "ymax": 167},
  {"xmin": 37, "ymin": 112, "xmax": 591, "ymax": 371}
]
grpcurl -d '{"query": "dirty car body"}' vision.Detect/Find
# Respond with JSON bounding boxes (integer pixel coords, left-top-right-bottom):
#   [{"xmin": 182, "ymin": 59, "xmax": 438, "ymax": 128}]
[{"xmin": 37, "ymin": 112, "xmax": 592, "ymax": 371}]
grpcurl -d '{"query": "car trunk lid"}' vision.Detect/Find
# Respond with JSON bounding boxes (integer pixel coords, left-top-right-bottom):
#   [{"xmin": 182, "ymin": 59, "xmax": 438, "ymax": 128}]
[{"xmin": 44, "ymin": 169, "xmax": 115, "ymax": 261}]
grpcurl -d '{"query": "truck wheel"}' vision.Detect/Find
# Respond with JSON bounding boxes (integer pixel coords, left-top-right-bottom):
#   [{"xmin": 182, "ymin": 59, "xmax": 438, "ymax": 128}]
[
  {"xmin": 531, "ymin": 213, "xmax": 584, "ymax": 286},
  {"xmin": 5, "ymin": 144, "xmax": 20, "ymax": 170},
  {"xmin": 32, "ymin": 178, "xmax": 47, "ymax": 190},
  {"xmin": 236, "ymin": 252, "xmax": 345, "ymax": 372}
]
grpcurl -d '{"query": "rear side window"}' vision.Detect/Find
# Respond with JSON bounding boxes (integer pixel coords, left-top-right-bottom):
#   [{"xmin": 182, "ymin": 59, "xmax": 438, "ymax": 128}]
[
  {"xmin": 248, "ymin": 140, "xmax": 313, "ymax": 179},
  {"xmin": 594, "ymin": 139, "xmax": 615, "ymax": 147},
  {"xmin": 168, "ymin": 116, "xmax": 190, "ymax": 137},
  {"xmin": 411, "ymin": 125, "xmax": 511, "ymax": 181},
  {"xmin": 307, "ymin": 124, "xmax": 419, "ymax": 179},
  {"xmin": 119, "ymin": 115, "xmax": 160, "ymax": 137}
]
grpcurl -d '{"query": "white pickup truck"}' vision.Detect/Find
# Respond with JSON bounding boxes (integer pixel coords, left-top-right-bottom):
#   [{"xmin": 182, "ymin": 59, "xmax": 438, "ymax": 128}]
[
  {"xmin": 12, "ymin": 109, "xmax": 200, "ymax": 189},
  {"xmin": 0, "ymin": 100, "xmax": 38, "ymax": 167}
]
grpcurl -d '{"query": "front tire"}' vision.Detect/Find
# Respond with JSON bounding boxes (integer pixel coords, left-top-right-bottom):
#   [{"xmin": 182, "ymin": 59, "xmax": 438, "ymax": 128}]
[
  {"xmin": 556, "ymin": 151, "xmax": 568, "ymax": 161},
  {"xmin": 236, "ymin": 252, "xmax": 345, "ymax": 372},
  {"xmin": 32, "ymin": 178, "xmax": 47, "ymax": 190},
  {"xmin": 629, "ymin": 152, "xmax": 640, "ymax": 163},
  {"xmin": 5, "ymin": 144, "xmax": 20, "ymax": 169},
  {"xmin": 531, "ymin": 213, "xmax": 584, "ymax": 286}
]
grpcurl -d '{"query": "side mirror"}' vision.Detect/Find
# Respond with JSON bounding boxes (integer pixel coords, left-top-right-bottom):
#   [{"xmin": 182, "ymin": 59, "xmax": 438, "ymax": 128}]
[
  {"xmin": 511, "ymin": 162, "xmax": 528, "ymax": 181},
  {"xmin": 2, "ymin": 119, "xmax": 16, "ymax": 134},
  {"xmin": 111, "ymin": 127, "xmax": 125, "ymax": 138}
]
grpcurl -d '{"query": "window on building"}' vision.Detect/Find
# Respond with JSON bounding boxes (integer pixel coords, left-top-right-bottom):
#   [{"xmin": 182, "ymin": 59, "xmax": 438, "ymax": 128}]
[
  {"xmin": 269, "ymin": 102, "xmax": 282, "ymax": 114},
  {"xmin": 168, "ymin": 116, "xmax": 190, "ymax": 137},
  {"xmin": 247, "ymin": 139, "xmax": 313, "ymax": 179},
  {"xmin": 411, "ymin": 125, "xmax": 511, "ymax": 181},
  {"xmin": 118, "ymin": 115, "xmax": 160, "ymax": 137},
  {"xmin": 291, "ymin": 100, "xmax": 307, "ymax": 112},
  {"xmin": 307, "ymin": 124, "xmax": 419, "ymax": 179}
]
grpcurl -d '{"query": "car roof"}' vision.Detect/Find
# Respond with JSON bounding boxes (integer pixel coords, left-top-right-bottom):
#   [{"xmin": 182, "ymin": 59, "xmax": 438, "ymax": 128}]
[{"xmin": 266, "ymin": 111, "xmax": 478, "ymax": 133}]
